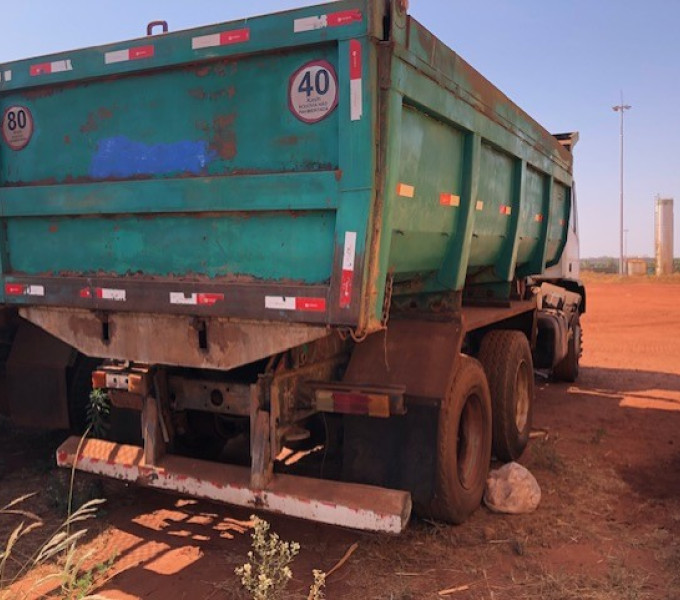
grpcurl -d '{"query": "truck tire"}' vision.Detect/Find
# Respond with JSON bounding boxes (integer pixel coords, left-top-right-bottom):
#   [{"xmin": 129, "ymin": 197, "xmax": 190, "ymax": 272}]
[
  {"xmin": 427, "ymin": 355, "xmax": 492, "ymax": 524},
  {"xmin": 553, "ymin": 316, "xmax": 582, "ymax": 383},
  {"xmin": 478, "ymin": 331, "xmax": 534, "ymax": 462}
]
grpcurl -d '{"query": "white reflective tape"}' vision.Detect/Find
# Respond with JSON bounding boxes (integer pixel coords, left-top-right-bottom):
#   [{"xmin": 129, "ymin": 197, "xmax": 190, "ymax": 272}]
[
  {"xmin": 343, "ymin": 232, "xmax": 357, "ymax": 272},
  {"xmin": 192, "ymin": 34, "xmax": 221, "ymax": 50},
  {"xmin": 294, "ymin": 15, "xmax": 327, "ymax": 32},
  {"xmin": 99, "ymin": 288, "xmax": 126, "ymax": 302},
  {"xmin": 30, "ymin": 61, "xmax": 73, "ymax": 76},
  {"xmin": 192, "ymin": 29, "xmax": 249, "ymax": 49},
  {"xmin": 51, "ymin": 60, "xmax": 72, "ymax": 73},
  {"xmin": 26, "ymin": 285, "xmax": 45, "ymax": 297},
  {"xmin": 169, "ymin": 292, "xmax": 198, "ymax": 305},
  {"xmin": 1, "ymin": 70, "xmax": 11, "ymax": 83},
  {"xmin": 350, "ymin": 79, "xmax": 363, "ymax": 121},
  {"xmin": 397, "ymin": 183, "xmax": 415, "ymax": 198},
  {"xmin": 105, "ymin": 373, "xmax": 129, "ymax": 389},
  {"xmin": 265, "ymin": 296, "xmax": 296, "ymax": 311},
  {"xmin": 104, "ymin": 50, "xmax": 130, "ymax": 64}
]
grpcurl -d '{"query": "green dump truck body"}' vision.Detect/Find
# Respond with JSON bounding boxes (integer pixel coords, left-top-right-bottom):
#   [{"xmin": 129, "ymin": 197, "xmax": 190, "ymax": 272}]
[{"xmin": 0, "ymin": 0, "xmax": 573, "ymax": 336}]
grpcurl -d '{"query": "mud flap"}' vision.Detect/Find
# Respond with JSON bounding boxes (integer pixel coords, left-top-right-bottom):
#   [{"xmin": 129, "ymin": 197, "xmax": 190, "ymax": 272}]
[{"xmin": 7, "ymin": 320, "xmax": 76, "ymax": 429}]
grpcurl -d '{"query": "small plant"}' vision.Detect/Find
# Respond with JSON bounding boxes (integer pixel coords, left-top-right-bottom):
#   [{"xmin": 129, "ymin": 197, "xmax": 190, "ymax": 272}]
[
  {"xmin": 529, "ymin": 437, "xmax": 564, "ymax": 473},
  {"xmin": 590, "ymin": 427, "xmax": 606, "ymax": 445},
  {"xmin": 60, "ymin": 549, "xmax": 116, "ymax": 599},
  {"xmin": 235, "ymin": 515, "xmax": 326, "ymax": 600},
  {"xmin": 87, "ymin": 389, "xmax": 111, "ymax": 438},
  {"xmin": 308, "ymin": 569, "xmax": 326, "ymax": 600},
  {"xmin": 235, "ymin": 516, "xmax": 299, "ymax": 600}
]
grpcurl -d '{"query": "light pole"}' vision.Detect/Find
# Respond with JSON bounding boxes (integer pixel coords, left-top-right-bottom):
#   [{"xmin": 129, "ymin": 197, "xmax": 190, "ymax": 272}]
[{"xmin": 613, "ymin": 94, "xmax": 631, "ymax": 276}]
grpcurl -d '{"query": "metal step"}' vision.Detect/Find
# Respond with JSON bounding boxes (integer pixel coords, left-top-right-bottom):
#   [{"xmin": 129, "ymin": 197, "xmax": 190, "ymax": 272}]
[{"xmin": 56, "ymin": 436, "xmax": 411, "ymax": 533}]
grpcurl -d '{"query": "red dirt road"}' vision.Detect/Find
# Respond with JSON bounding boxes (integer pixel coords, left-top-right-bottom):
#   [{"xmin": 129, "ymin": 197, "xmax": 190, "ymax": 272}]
[{"xmin": 1, "ymin": 277, "xmax": 679, "ymax": 599}]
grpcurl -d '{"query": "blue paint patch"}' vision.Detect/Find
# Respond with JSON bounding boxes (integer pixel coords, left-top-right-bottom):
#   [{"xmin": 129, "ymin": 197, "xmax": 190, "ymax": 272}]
[{"xmin": 90, "ymin": 136, "xmax": 216, "ymax": 178}]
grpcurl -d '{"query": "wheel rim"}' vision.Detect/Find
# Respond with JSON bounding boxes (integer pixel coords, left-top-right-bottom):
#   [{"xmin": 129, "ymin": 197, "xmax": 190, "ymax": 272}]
[
  {"xmin": 514, "ymin": 360, "xmax": 530, "ymax": 432},
  {"xmin": 457, "ymin": 391, "xmax": 484, "ymax": 491}
]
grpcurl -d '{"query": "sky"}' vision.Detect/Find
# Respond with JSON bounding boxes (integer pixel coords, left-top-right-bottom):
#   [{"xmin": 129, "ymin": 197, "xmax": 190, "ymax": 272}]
[{"xmin": 1, "ymin": 0, "xmax": 679, "ymax": 258}]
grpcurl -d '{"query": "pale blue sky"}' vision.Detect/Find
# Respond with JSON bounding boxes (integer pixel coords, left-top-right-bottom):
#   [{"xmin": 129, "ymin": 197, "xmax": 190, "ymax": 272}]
[{"xmin": 2, "ymin": 0, "xmax": 679, "ymax": 258}]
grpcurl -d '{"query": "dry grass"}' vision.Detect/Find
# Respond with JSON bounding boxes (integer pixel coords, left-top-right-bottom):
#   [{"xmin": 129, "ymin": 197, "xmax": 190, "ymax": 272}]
[{"xmin": 517, "ymin": 559, "xmax": 651, "ymax": 600}]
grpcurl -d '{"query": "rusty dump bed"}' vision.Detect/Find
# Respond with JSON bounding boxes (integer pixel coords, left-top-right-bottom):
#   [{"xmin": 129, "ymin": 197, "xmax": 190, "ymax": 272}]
[{"xmin": 0, "ymin": 0, "xmax": 574, "ymax": 341}]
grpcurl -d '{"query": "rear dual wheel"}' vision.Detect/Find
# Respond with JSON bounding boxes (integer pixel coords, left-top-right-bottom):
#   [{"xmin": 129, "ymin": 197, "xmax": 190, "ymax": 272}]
[
  {"xmin": 426, "ymin": 355, "xmax": 492, "ymax": 524},
  {"xmin": 478, "ymin": 330, "xmax": 534, "ymax": 462}
]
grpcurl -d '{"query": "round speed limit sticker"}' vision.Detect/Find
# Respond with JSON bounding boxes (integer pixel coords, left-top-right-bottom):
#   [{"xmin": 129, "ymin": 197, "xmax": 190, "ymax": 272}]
[
  {"xmin": 289, "ymin": 60, "xmax": 338, "ymax": 124},
  {"xmin": 2, "ymin": 106, "xmax": 34, "ymax": 151}
]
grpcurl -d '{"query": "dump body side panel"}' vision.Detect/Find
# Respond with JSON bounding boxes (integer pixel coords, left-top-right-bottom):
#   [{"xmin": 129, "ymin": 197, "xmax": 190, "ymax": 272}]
[{"xmin": 369, "ymin": 7, "xmax": 574, "ymax": 317}]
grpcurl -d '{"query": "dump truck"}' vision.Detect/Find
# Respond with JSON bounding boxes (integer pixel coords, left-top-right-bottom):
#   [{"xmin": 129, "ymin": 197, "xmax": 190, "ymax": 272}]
[{"xmin": 0, "ymin": 0, "xmax": 585, "ymax": 533}]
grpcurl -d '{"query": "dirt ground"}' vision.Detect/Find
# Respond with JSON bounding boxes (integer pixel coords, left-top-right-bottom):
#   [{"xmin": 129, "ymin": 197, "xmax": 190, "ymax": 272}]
[{"xmin": 1, "ymin": 275, "xmax": 679, "ymax": 599}]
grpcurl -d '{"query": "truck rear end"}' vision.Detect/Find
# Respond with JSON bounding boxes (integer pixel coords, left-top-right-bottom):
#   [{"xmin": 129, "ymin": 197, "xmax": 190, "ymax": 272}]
[{"xmin": 0, "ymin": 0, "xmax": 583, "ymax": 532}]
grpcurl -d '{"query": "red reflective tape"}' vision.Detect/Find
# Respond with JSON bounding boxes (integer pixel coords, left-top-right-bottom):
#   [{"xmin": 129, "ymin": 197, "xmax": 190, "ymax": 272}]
[
  {"xmin": 5, "ymin": 283, "xmax": 24, "ymax": 296},
  {"xmin": 332, "ymin": 392, "xmax": 367, "ymax": 415},
  {"xmin": 440, "ymin": 193, "xmax": 460, "ymax": 207},
  {"xmin": 220, "ymin": 29, "xmax": 250, "ymax": 45},
  {"xmin": 328, "ymin": 9, "xmax": 363, "ymax": 27},
  {"xmin": 499, "ymin": 205, "xmax": 512, "ymax": 216},
  {"xmin": 79, "ymin": 288, "xmax": 92, "ymax": 298},
  {"xmin": 349, "ymin": 40, "xmax": 362, "ymax": 80},
  {"xmin": 30, "ymin": 63, "xmax": 51, "ymax": 76},
  {"xmin": 535, "ymin": 214, "xmax": 544, "ymax": 223},
  {"xmin": 339, "ymin": 270, "xmax": 354, "ymax": 308},
  {"xmin": 295, "ymin": 297, "xmax": 326, "ymax": 312},
  {"xmin": 130, "ymin": 45, "xmax": 154, "ymax": 60},
  {"xmin": 197, "ymin": 293, "xmax": 225, "ymax": 306}
]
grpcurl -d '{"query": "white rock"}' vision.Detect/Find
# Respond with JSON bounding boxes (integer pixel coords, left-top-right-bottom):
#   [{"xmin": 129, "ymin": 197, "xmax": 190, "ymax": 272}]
[{"xmin": 483, "ymin": 462, "xmax": 541, "ymax": 514}]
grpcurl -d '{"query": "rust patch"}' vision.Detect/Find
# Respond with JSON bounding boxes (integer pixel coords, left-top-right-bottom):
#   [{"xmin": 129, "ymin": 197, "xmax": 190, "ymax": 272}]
[
  {"xmin": 80, "ymin": 107, "xmax": 114, "ymax": 133},
  {"xmin": 194, "ymin": 66, "xmax": 211, "ymax": 78},
  {"xmin": 64, "ymin": 135, "xmax": 71, "ymax": 145},
  {"xmin": 48, "ymin": 225, "xmax": 58, "ymax": 233},
  {"xmin": 335, "ymin": 170, "xmax": 343, "ymax": 181},
  {"xmin": 210, "ymin": 113, "xmax": 237, "ymax": 160},
  {"xmin": 23, "ymin": 87, "xmax": 57, "ymax": 100},
  {"xmin": 276, "ymin": 135, "xmax": 299, "ymax": 146},
  {"xmin": 227, "ymin": 86, "xmax": 236, "ymax": 99},
  {"xmin": 80, "ymin": 114, "xmax": 98, "ymax": 133}
]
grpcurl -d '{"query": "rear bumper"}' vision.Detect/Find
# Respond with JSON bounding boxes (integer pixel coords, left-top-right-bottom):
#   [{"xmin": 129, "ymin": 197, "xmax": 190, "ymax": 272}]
[{"xmin": 56, "ymin": 436, "xmax": 412, "ymax": 534}]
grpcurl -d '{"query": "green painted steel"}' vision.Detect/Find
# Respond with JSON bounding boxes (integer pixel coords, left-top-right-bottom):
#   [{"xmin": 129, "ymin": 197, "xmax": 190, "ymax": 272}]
[{"xmin": 0, "ymin": 0, "xmax": 574, "ymax": 334}]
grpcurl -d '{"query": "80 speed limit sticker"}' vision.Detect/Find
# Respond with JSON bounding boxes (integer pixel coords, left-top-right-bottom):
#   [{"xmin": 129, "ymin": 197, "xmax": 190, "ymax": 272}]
[
  {"xmin": 288, "ymin": 60, "xmax": 338, "ymax": 124},
  {"xmin": 2, "ymin": 106, "xmax": 34, "ymax": 151}
]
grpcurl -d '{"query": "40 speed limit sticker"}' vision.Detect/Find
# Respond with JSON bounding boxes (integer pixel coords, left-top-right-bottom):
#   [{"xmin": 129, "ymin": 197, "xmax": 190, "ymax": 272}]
[
  {"xmin": 2, "ymin": 106, "xmax": 34, "ymax": 150},
  {"xmin": 289, "ymin": 60, "xmax": 338, "ymax": 124}
]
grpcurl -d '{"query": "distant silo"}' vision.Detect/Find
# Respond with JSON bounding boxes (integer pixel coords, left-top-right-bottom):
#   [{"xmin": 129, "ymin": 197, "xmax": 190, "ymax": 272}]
[
  {"xmin": 627, "ymin": 258, "xmax": 647, "ymax": 276},
  {"xmin": 655, "ymin": 197, "xmax": 674, "ymax": 276}
]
